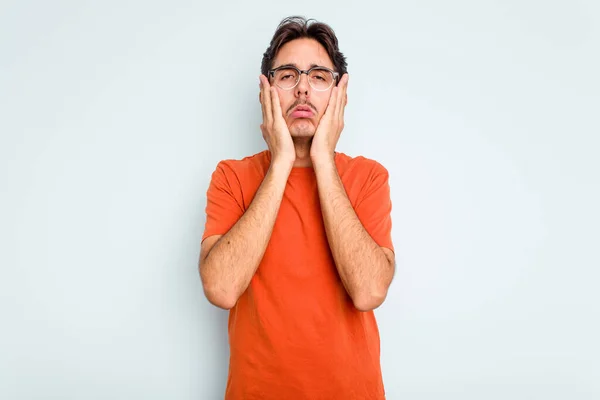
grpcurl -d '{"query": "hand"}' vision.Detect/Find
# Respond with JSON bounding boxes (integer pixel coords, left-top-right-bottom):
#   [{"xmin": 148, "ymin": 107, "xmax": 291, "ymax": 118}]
[
  {"xmin": 310, "ymin": 73, "xmax": 349, "ymax": 163},
  {"xmin": 259, "ymin": 74, "xmax": 296, "ymax": 165}
]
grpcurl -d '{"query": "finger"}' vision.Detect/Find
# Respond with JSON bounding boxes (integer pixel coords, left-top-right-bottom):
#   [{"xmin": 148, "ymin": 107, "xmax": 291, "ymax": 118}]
[
  {"xmin": 336, "ymin": 74, "xmax": 347, "ymax": 118},
  {"xmin": 259, "ymin": 75, "xmax": 266, "ymax": 123},
  {"xmin": 340, "ymin": 74, "xmax": 348, "ymax": 122},
  {"xmin": 325, "ymin": 86, "xmax": 339, "ymax": 118},
  {"xmin": 261, "ymin": 75, "xmax": 273, "ymax": 125},
  {"xmin": 270, "ymin": 86, "xmax": 283, "ymax": 122}
]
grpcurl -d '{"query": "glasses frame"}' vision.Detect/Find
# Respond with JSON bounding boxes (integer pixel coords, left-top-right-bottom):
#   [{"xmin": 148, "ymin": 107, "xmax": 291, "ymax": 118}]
[{"xmin": 268, "ymin": 65, "xmax": 340, "ymax": 91}]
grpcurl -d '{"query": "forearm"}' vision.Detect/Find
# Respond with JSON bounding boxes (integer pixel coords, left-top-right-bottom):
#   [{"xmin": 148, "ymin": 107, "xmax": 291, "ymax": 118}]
[
  {"xmin": 201, "ymin": 160, "xmax": 292, "ymax": 308},
  {"xmin": 313, "ymin": 157, "xmax": 394, "ymax": 311}
]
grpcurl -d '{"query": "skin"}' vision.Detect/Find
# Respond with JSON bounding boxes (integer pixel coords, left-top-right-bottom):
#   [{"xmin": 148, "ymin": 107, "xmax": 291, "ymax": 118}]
[
  {"xmin": 199, "ymin": 38, "xmax": 395, "ymax": 311},
  {"xmin": 260, "ymin": 37, "xmax": 345, "ymax": 167}
]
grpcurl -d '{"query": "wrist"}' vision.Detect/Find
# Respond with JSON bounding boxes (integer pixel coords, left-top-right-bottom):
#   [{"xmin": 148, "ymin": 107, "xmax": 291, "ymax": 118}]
[
  {"xmin": 270, "ymin": 157, "xmax": 294, "ymax": 173},
  {"xmin": 310, "ymin": 151, "xmax": 335, "ymax": 167}
]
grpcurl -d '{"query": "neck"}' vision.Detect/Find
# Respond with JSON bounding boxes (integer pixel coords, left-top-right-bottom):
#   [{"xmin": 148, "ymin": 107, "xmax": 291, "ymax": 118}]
[{"xmin": 292, "ymin": 137, "xmax": 313, "ymax": 167}]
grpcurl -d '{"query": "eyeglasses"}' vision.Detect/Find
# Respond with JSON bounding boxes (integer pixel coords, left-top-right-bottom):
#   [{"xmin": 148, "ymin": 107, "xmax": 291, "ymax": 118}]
[{"xmin": 268, "ymin": 65, "xmax": 340, "ymax": 91}]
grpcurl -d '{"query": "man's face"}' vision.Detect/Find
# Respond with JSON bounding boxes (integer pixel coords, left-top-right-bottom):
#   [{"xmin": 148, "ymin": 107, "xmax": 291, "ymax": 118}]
[{"xmin": 269, "ymin": 38, "xmax": 336, "ymax": 138}]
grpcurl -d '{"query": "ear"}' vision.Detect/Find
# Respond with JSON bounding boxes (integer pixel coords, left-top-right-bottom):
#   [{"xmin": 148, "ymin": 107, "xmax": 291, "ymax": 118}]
[{"xmin": 345, "ymin": 92, "xmax": 348, "ymax": 106}]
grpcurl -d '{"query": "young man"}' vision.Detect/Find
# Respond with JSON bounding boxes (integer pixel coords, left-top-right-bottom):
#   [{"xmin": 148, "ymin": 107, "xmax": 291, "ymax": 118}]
[{"xmin": 199, "ymin": 16, "xmax": 395, "ymax": 400}]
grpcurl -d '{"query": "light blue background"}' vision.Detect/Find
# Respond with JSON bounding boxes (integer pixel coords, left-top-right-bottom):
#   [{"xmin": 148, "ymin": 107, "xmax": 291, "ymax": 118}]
[{"xmin": 1, "ymin": 1, "xmax": 599, "ymax": 399}]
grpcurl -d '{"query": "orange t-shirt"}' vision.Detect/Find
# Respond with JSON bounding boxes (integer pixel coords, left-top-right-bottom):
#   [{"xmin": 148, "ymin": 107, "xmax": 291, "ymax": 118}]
[{"xmin": 202, "ymin": 150, "xmax": 394, "ymax": 400}]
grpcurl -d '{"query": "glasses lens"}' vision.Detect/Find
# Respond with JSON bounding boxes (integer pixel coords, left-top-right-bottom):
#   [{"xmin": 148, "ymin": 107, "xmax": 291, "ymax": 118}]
[
  {"xmin": 273, "ymin": 68, "xmax": 299, "ymax": 90},
  {"xmin": 309, "ymin": 68, "xmax": 334, "ymax": 91}
]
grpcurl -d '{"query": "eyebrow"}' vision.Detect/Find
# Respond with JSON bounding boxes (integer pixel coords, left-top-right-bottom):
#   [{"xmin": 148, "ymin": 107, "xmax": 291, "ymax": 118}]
[{"xmin": 273, "ymin": 63, "xmax": 328, "ymax": 70}]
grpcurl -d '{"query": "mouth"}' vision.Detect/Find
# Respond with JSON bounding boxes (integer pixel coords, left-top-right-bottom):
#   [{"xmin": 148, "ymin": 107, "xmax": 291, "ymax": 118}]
[{"xmin": 290, "ymin": 106, "xmax": 314, "ymax": 118}]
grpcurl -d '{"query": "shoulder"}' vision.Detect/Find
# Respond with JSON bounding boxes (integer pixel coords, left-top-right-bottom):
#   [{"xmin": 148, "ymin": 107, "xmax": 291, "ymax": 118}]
[
  {"xmin": 213, "ymin": 150, "xmax": 270, "ymax": 177},
  {"xmin": 335, "ymin": 151, "xmax": 390, "ymax": 179}
]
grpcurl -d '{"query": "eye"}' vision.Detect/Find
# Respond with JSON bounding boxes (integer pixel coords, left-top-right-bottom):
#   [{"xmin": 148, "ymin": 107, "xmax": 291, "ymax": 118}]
[{"xmin": 310, "ymin": 69, "xmax": 331, "ymax": 82}]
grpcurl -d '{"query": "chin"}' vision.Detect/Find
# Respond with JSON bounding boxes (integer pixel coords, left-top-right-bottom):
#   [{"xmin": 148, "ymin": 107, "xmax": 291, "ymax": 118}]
[
  {"xmin": 289, "ymin": 120, "xmax": 315, "ymax": 137},
  {"xmin": 290, "ymin": 131, "xmax": 315, "ymax": 138}
]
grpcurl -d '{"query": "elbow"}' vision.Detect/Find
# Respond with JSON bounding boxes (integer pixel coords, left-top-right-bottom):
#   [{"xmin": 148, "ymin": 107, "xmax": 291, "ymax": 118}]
[
  {"xmin": 209, "ymin": 296, "xmax": 237, "ymax": 310},
  {"xmin": 202, "ymin": 284, "xmax": 238, "ymax": 310},
  {"xmin": 200, "ymin": 267, "xmax": 238, "ymax": 310},
  {"xmin": 352, "ymin": 287, "xmax": 389, "ymax": 312}
]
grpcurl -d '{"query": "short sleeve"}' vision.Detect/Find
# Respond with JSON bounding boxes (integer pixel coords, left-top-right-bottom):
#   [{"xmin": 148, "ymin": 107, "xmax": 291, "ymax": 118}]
[
  {"xmin": 202, "ymin": 161, "xmax": 245, "ymax": 242},
  {"xmin": 354, "ymin": 162, "xmax": 394, "ymax": 253}
]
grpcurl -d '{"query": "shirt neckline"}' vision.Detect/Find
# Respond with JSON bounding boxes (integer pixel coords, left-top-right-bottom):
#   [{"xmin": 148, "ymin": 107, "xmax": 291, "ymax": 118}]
[{"xmin": 264, "ymin": 150, "xmax": 340, "ymax": 173}]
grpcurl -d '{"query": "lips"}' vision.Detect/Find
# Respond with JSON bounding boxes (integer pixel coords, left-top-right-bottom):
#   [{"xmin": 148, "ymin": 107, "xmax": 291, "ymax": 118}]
[{"xmin": 290, "ymin": 105, "xmax": 314, "ymax": 118}]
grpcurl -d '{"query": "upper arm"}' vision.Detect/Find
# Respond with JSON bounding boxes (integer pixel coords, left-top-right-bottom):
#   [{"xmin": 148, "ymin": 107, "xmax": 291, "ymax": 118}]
[
  {"xmin": 354, "ymin": 161, "xmax": 395, "ymax": 253},
  {"xmin": 202, "ymin": 161, "xmax": 245, "ymax": 243}
]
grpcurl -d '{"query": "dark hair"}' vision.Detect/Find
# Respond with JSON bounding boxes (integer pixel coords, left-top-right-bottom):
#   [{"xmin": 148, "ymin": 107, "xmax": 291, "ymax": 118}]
[{"xmin": 260, "ymin": 16, "xmax": 348, "ymax": 84}]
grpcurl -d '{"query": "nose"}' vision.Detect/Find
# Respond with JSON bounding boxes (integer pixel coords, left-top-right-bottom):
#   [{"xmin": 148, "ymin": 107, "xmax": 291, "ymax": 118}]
[{"xmin": 295, "ymin": 72, "xmax": 310, "ymax": 97}]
